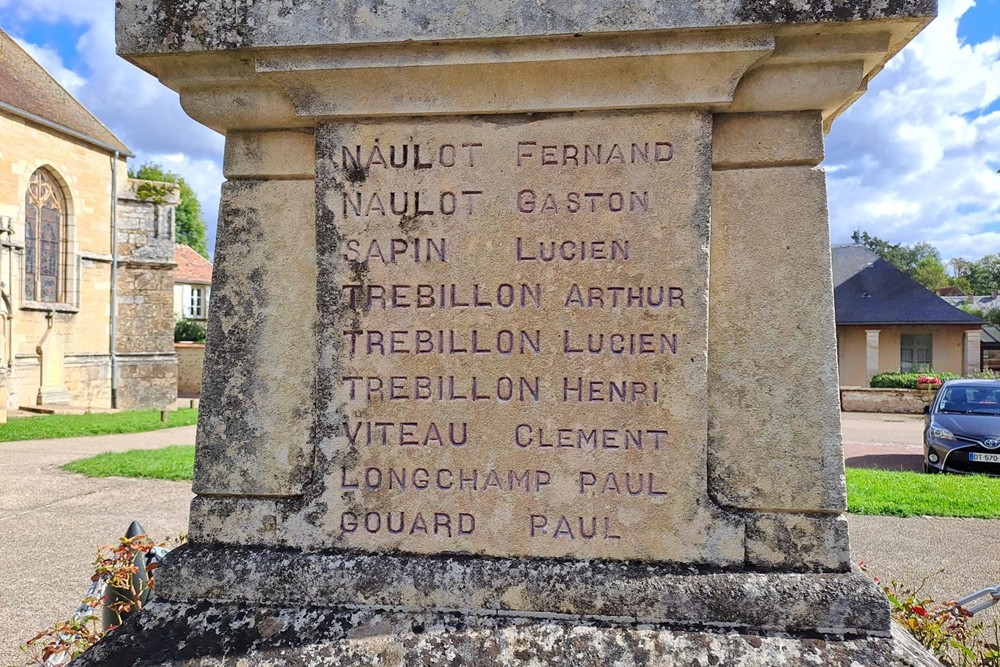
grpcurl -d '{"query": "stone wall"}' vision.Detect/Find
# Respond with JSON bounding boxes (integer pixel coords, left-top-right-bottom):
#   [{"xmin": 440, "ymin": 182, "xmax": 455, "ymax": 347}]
[
  {"xmin": 114, "ymin": 178, "xmax": 178, "ymax": 407},
  {"xmin": 117, "ymin": 265, "xmax": 175, "ymax": 355},
  {"xmin": 0, "ymin": 111, "xmax": 126, "ymax": 409},
  {"xmin": 175, "ymin": 343, "xmax": 205, "ymax": 396},
  {"xmin": 14, "ymin": 354, "xmax": 111, "ymax": 409},
  {"xmin": 0, "ymin": 368, "xmax": 7, "ymax": 423},
  {"xmin": 840, "ymin": 387, "xmax": 935, "ymax": 414},
  {"xmin": 117, "ymin": 180, "xmax": 178, "ymax": 263},
  {"xmin": 117, "ymin": 354, "xmax": 178, "ymax": 409}
]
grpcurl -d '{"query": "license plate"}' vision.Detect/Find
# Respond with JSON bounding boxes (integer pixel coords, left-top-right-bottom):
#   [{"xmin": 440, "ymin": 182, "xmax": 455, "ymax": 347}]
[{"xmin": 970, "ymin": 452, "xmax": 1000, "ymax": 463}]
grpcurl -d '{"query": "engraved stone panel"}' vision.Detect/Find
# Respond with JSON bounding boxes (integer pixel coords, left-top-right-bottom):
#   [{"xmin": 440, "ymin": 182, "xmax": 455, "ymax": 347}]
[{"xmin": 305, "ymin": 111, "xmax": 742, "ymax": 564}]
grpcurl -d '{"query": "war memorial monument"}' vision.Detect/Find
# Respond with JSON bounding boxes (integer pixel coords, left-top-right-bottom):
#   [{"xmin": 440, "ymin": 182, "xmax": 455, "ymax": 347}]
[{"xmin": 85, "ymin": 0, "xmax": 939, "ymax": 663}]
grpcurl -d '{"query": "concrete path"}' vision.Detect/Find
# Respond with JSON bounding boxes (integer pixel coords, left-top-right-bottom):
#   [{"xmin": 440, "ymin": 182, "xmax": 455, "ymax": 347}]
[
  {"xmin": 842, "ymin": 411, "xmax": 925, "ymax": 472},
  {"xmin": 0, "ymin": 427, "xmax": 195, "ymax": 666}
]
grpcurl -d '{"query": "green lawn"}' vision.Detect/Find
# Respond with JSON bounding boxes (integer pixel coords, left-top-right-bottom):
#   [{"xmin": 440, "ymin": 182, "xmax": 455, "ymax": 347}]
[
  {"xmin": 62, "ymin": 444, "xmax": 195, "ymax": 481},
  {"xmin": 846, "ymin": 467, "xmax": 1000, "ymax": 519},
  {"xmin": 0, "ymin": 408, "xmax": 198, "ymax": 442}
]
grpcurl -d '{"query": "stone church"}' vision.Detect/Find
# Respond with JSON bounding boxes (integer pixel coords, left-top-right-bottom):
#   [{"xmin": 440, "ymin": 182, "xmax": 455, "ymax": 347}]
[{"xmin": 0, "ymin": 27, "xmax": 177, "ymax": 421}]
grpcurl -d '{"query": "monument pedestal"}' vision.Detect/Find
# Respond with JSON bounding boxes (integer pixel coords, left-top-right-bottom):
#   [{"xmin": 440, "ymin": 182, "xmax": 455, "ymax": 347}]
[{"xmin": 95, "ymin": 1, "xmax": 940, "ymax": 664}]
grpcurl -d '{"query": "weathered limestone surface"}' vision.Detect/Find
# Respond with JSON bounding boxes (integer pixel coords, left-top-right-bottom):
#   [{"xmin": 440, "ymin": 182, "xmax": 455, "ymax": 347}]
[
  {"xmin": 95, "ymin": 0, "xmax": 941, "ymax": 664},
  {"xmin": 117, "ymin": 0, "xmax": 935, "ymax": 53},
  {"xmin": 154, "ymin": 545, "xmax": 888, "ymax": 632},
  {"xmin": 77, "ymin": 600, "xmax": 938, "ymax": 667},
  {"xmin": 194, "ymin": 178, "xmax": 316, "ymax": 497}
]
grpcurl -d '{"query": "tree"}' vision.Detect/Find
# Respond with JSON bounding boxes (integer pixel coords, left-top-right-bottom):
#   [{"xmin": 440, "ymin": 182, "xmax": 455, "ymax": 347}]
[
  {"xmin": 911, "ymin": 254, "xmax": 949, "ymax": 291},
  {"xmin": 129, "ymin": 163, "xmax": 209, "ymax": 258},
  {"xmin": 967, "ymin": 254, "xmax": 1000, "ymax": 294},
  {"xmin": 959, "ymin": 303, "xmax": 1000, "ymax": 325}
]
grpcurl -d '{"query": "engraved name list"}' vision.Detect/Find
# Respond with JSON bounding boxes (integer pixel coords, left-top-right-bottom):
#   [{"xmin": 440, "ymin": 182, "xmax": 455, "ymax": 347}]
[{"xmin": 316, "ymin": 112, "xmax": 717, "ymax": 561}]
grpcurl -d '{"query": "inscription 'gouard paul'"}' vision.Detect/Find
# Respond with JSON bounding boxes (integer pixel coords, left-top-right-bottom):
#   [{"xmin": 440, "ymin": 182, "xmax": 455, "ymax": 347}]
[{"xmin": 314, "ymin": 112, "xmax": 724, "ymax": 561}]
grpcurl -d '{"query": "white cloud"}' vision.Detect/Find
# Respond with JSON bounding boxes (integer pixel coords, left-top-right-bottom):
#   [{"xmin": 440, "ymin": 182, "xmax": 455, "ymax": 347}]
[{"xmin": 825, "ymin": 0, "xmax": 1000, "ymax": 261}]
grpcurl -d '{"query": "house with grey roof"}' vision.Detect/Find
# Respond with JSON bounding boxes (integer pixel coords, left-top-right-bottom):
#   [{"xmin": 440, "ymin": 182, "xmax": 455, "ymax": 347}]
[{"xmin": 832, "ymin": 244, "xmax": 983, "ymax": 386}]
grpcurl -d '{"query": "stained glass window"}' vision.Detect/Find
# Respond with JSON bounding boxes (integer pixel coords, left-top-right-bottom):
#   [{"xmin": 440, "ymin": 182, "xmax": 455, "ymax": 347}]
[{"xmin": 23, "ymin": 169, "xmax": 64, "ymax": 303}]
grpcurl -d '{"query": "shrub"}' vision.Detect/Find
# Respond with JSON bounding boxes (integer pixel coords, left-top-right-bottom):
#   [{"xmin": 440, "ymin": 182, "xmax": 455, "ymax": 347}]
[
  {"xmin": 22, "ymin": 534, "xmax": 176, "ymax": 665},
  {"xmin": 862, "ymin": 565, "xmax": 1000, "ymax": 666},
  {"xmin": 966, "ymin": 370, "xmax": 1000, "ymax": 380},
  {"xmin": 174, "ymin": 318, "xmax": 206, "ymax": 343},
  {"xmin": 870, "ymin": 371, "xmax": 960, "ymax": 389}
]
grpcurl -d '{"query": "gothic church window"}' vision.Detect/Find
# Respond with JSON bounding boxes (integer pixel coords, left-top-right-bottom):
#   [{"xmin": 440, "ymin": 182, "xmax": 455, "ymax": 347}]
[{"xmin": 24, "ymin": 168, "xmax": 65, "ymax": 303}]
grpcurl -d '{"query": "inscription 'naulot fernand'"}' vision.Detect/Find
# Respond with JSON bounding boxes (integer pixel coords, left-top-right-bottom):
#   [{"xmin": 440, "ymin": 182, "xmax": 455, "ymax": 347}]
[{"xmin": 325, "ymin": 124, "xmax": 702, "ymax": 556}]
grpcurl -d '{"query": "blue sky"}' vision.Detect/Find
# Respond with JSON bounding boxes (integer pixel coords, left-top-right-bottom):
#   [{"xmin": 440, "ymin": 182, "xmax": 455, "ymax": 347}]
[{"xmin": 0, "ymin": 0, "xmax": 998, "ymax": 261}]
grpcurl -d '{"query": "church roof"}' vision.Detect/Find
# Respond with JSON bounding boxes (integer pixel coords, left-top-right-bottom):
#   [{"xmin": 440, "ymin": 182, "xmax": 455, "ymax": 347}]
[
  {"xmin": 832, "ymin": 244, "xmax": 982, "ymax": 326},
  {"xmin": 0, "ymin": 27, "xmax": 131, "ymax": 155}
]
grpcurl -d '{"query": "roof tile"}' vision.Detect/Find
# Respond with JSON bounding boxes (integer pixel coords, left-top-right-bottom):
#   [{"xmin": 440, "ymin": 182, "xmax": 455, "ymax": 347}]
[
  {"xmin": 0, "ymin": 27, "xmax": 130, "ymax": 154},
  {"xmin": 832, "ymin": 244, "xmax": 982, "ymax": 326},
  {"xmin": 174, "ymin": 244, "xmax": 213, "ymax": 284}
]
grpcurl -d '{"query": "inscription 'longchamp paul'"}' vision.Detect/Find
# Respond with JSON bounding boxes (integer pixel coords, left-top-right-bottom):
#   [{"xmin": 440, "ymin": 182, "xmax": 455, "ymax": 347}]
[{"xmin": 311, "ymin": 112, "xmax": 741, "ymax": 562}]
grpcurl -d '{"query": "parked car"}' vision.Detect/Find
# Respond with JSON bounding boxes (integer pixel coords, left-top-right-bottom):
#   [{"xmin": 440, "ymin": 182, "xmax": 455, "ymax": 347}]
[{"xmin": 923, "ymin": 379, "xmax": 1000, "ymax": 475}]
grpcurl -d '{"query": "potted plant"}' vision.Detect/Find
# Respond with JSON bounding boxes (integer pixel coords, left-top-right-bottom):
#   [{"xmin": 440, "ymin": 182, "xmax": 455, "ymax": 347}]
[{"xmin": 916, "ymin": 375, "xmax": 942, "ymax": 391}]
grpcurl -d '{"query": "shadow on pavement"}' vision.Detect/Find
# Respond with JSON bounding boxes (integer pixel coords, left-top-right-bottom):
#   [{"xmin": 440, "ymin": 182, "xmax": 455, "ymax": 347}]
[{"xmin": 845, "ymin": 454, "xmax": 923, "ymax": 472}]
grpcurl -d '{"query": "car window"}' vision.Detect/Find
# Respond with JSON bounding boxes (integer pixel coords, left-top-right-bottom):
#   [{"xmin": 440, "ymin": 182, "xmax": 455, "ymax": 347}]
[{"xmin": 938, "ymin": 386, "xmax": 1000, "ymax": 415}]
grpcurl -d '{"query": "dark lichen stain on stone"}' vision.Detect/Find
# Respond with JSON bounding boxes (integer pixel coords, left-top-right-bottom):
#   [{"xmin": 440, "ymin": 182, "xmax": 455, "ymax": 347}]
[
  {"xmin": 344, "ymin": 163, "xmax": 367, "ymax": 184},
  {"xmin": 398, "ymin": 214, "xmax": 420, "ymax": 235},
  {"xmin": 734, "ymin": 0, "xmax": 936, "ymax": 23}
]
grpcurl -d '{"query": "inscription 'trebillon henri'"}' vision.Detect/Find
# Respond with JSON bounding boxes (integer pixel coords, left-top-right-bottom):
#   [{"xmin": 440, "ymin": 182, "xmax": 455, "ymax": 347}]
[{"xmin": 315, "ymin": 112, "xmax": 717, "ymax": 561}]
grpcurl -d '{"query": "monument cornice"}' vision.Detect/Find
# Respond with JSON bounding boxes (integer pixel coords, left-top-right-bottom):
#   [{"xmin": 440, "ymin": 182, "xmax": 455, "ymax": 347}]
[{"xmin": 124, "ymin": 18, "xmax": 929, "ymax": 132}]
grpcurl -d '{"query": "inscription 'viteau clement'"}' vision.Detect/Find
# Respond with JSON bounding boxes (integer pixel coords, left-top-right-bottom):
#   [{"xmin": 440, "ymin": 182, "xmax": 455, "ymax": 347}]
[{"xmin": 319, "ymin": 113, "xmax": 712, "ymax": 561}]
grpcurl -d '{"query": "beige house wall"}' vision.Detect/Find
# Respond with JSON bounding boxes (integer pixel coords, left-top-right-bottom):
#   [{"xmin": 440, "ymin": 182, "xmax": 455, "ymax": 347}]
[
  {"xmin": 0, "ymin": 110, "xmax": 124, "ymax": 408},
  {"xmin": 837, "ymin": 324, "xmax": 970, "ymax": 387}
]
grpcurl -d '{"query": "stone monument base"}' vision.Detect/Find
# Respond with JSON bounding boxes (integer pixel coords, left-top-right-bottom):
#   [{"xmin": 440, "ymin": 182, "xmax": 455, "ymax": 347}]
[
  {"xmin": 76, "ymin": 601, "xmax": 938, "ymax": 666},
  {"xmin": 75, "ymin": 546, "xmax": 941, "ymax": 666}
]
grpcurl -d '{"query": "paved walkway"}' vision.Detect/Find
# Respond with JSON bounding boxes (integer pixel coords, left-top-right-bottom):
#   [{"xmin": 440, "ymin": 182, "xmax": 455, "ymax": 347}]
[
  {"xmin": 0, "ymin": 427, "xmax": 195, "ymax": 666},
  {"xmin": 842, "ymin": 411, "xmax": 925, "ymax": 471},
  {"xmin": 0, "ymin": 414, "xmax": 996, "ymax": 665}
]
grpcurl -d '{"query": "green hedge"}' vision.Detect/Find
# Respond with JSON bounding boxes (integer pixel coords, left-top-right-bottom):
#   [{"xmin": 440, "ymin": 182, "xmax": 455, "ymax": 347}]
[
  {"xmin": 174, "ymin": 318, "xmax": 206, "ymax": 343},
  {"xmin": 869, "ymin": 372, "xmax": 959, "ymax": 389}
]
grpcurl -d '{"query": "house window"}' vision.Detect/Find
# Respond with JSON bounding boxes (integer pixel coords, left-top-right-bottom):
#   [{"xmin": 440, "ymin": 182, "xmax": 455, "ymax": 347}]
[
  {"xmin": 186, "ymin": 286, "xmax": 204, "ymax": 319},
  {"xmin": 24, "ymin": 169, "xmax": 66, "ymax": 303},
  {"xmin": 901, "ymin": 334, "xmax": 933, "ymax": 372}
]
